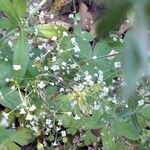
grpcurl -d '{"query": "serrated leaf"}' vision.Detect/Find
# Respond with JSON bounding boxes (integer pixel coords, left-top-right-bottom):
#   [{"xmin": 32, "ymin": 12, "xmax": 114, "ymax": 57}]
[
  {"xmin": 12, "ymin": 0, "xmax": 26, "ymax": 18},
  {"xmin": 35, "ymin": 24, "xmax": 67, "ymax": 39},
  {"xmin": 10, "ymin": 128, "xmax": 33, "ymax": 146},
  {"xmin": 13, "ymin": 32, "xmax": 30, "ymax": 81},
  {"xmin": 101, "ymin": 127, "xmax": 116, "ymax": 150},
  {"xmin": 0, "ymin": 139, "xmax": 20, "ymax": 150},
  {"xmin": 94, "ymin": 40, "xmax": 111, "ymax": 57},
  {"xmin": 75, "ymin": 37, "xmax": 92, "ymax": 59},
  {"xmin": 0, "ymin": 87, "xmax": 22, "ymax": 109},
  {"xmin": 0, "ymin": 60, "xmax": 11, "ymax": 88},
  {"xmin": 0, "ymin": 128, "xmax": 33, "ymax": 150},
  {"xmin": 112, "ymin": 120, "xmax": 139, "ymax": 140},
  {"xmin": 81, "ymin": 131, "xmax": 97, "ymax": 146},
  {"xmin": 139, "ymin": 105, "xmax": 150, "ymax": 119}
]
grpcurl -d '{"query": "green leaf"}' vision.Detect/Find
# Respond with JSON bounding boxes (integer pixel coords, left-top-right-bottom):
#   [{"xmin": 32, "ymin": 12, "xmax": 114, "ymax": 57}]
[
  {"xmin": 0, "ymin": 17, "xmax": 16, "ymax": 30},
  {"xmin": 101, "ymin": 127, "xmax": 116, "ymax": 150},
  {"xmin": 10, "ymin": 128, "xmax": 33, "ymax": 146},
  {"xmin": 12, "ymin": 0, "xmax": 26, "ymax": 18},
  {"xmin": 96, "ymin": 1, "xmax": 131, "ymax": 38},
  {"xmin": 0, "ymin": 87, "xmax": 22, "ymax": 109},
  {"xmin": 139, "ymin": 105, "xmax": 150, "ymax": 119},
  {"xmin": 0, "ymin": 139, "xmax": 20, "ymax": 150},
  {"xmin": 112, "ymin": 120, "xmax": 139, "ymax": 140},
  {"xmin": 0, "ymin": 128, "xmax": 15, "ymax": 143},
  {"xmin": 94, "ymin": 40, "xmax": 111, "ymax": 57},
  {"xmin": 0, "ymin": 128, "xmax": 33, "ymax": 150},
  {"xmin": 0, "ymin": 60, "xmax": 11, "ymax": 88},
  {"xmin": 0, "ymin": 0, "xmax": 20, "ymax": 25},
  {"xmin": 35, "ymin": 24, "xmax": 67, "ymax": 39},
  {"xmin": 13, "ymin": 32, "xmax": 30, "ymax": 81},
  {"xmin": 75, "ymin": 37, "xmax": 92, "ymax": 59},
  {"xmin": 81, "ymin": 131, "xmax": 97, "ymax": 146}
]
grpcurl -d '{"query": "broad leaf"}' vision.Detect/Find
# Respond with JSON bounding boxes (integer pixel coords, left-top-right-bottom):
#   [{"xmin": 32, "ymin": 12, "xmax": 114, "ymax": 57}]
[
  {"xmin": 0, "ymin": 60, "xmax": 11, "ymax": 88},
  {"xmin": 0, "ymin": 87, "xmax": 22, "ymax": 109},
  {"xmin": 112, "ymin": 120, "xmax": 139, "ymax": 140},
  {"xmin": 101, "ymin": 127, "xmax": 116, "ymax": 150},
  {"xmin": 35, "ymin": 24, "xmax": 67, "ymax": 39},
  {"xmin": 12, "ymin": 0, "xmax": 26, "ymax": 18},
  {"xmin": 13, "ymin": 32, "xmax": 30, "ymax": 81},
  {"xmin": 0, "ymin": 0, "xmax": 20, "ymax": 25}
]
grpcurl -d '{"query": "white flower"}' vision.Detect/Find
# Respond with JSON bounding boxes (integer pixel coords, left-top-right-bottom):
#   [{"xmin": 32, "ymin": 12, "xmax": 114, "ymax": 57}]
[
  {"xmin": 61, "ymin": 131, "xmax": 66, "ymax": 137},
  {"xmin": 2, "ymin": 112, "xmax": 9, "ymax": 119},
  {"xmin": 51, "ymin": 64, "xmax": 60, "ymax": 72},
  {"xmin": 69, "ymin": 14, "xmax": 74, "ymax": 18},
  {"xmin": 70, "ymin": 63, "xmax": 77, "ymax": 69},
  {"xmin": 62, "ymin": 61, "xmax": 67, "ymax": 66},
  {"xmin": 46, "ymin": 119, "xmax": 52, "ymax": 125},
  {"xmin": 20, "ymin": 108, "xmax": 26, "ymax": 114},
  {"xmin": 113, "ymin": 37, "xmax": 117, "ymax": 41},
  {"xmin": 0, "ymin": 117, "xmax": 9, "ymax": 127},
  {"xmin": 50, "ymin": 14, "xmax": 54, "ymax": 19},
  {"xmin": 74, "ymin": 114, "xmax": 80, "ymax": 120},
  {"xmin": 44, "ymin": 66, "xmax": 49, "ymax": 71},
  {"xmin": 71, "ymin": 37, "xmax": 76, "ymax": 44},
  {"xmin": 63, "ymin": 31, "xmax": 68, "ymax": 36},
  {"xmin": 8, "ymin": 40, "xmax": 13, "ymax": 47},
  {"xmin": 74, "ymin": 45, "xmax": 80, "ymax": 53},
  {"xmin": 29, "ymin": 105, "xmax": 36, "ymax": 112},
  {"xmin": 38, "ymin": 81, "xmax": 45, "ymax": 89},
  {"xmin": 92, "ymin": 56, "xmax": 97, "ymax": 60},
  {"xmin": 119, "ymin": 38, "xmax": 124, "ymax": 43},
  {"xmin": 138, "ymin": 100, "xmax": 144, "ymax": 106},
  {"xmin": 51, "ymin": 36, "xmax": 57, "ymax": 41},
  {"xmin": 5, "ymin": 78, "xmax": 9, "ymax": 82},
  {"xmin": 13, "ymin": 65, "xmax": 21, "ymax": 70},
  {"xmin": 114, "ymin": 61, "xmax": 121, "ymax": 68},
  {"xmin": 11, "ymin": 85, "xmax": 15, "ymax": 90},
  {"xmin": 25, "ymin": 114, "xmax": 33, "ymax": 121},
  {"xmin": 52, "ymin": 141, "xmax": 58, "ymax": 146}
]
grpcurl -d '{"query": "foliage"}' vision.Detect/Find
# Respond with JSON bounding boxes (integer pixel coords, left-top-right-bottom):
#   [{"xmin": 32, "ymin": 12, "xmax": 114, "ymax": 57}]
[{"xmin": 0, "ymin": 0, "xmax": 149, "ymax": 149}]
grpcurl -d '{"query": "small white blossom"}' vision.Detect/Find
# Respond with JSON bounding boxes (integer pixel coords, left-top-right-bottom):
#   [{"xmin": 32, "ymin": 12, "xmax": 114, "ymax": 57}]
[
  {"xmin": 46, "ymin": 119, "xmax": 52, "ymax": 125},
  {"xmin": 8, "ymin": 40, "xmax": 13, "ymax": 47},
  {"xmin": 71, "ymin": 37, "xmax": 76, "ymax": 44},
  {"xmin": 61, "ymin": 131, "xmax": 66, "ymax": 137},
  {"xmin": 52, "ymin": 141, "xmax": 58, "ymax": 146},
  {"xmin": 13, "ymin": 65, "xmax": 21, "ymax": 70},
  {"xmin": 29, "ymin": 105, "xmax": 36, "ymax": 112},
  {"xmin": 50, "ymin": 14, "xmax": 54, "ymax": 19},
  {"xmin": 20, "ymin": 108, "xmax": 26, "ymax": 114},
  {"xmin": 11, "ymin": 85, "xmax": 15, "ymax": 90},
  {"xmin": 63, "ymin": 31, "xmax": 68, "ymax": 36},
  {"xmin": 51, "ymin": 64, "xmax": 60, "ymax": 71},
  {"xmin": 69, "ymin": 14, "xmax": 74, "ymax": 18},
  {"xmin": 113, "ymin": 37, "xmax": 118, "ymax": 41},
  {"xmin": 74, "ymin": 114, "xmax": 80, "ymax": 120},
  {"xmin": 38, "ymin": 81, "xmax": 45, "ymax": 89},
  {"xmin": 92, "ymin": 56, "xmax": 97, "ymax": 60},
  {"xmin": 114, "ymin": 62, "xmax": 121, "ymax": 68},
  {"xmin": 25, "ymin": 114, "xmax": 33, "ymax": 121},
  {"xmin": 4, "ymin": 76, "xmax": 9, "ymax": 82},
  {"xmin": 0, "ymin": 117, "xmax": 9, "ymax": 127},
  {"xmin": 44, "ymin": 66, "xmax": 49, "ymax": 71},
  {"xmin": 51, "ymin": 36, "xmax": 57, "ymax": 41},
  {"xmin": 74, "ymin": 45, "xmax": 80, "ymax": 53},
  {"xmin": 138, "ymin": 100, "xmax": 144, "ymax": 106}
]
